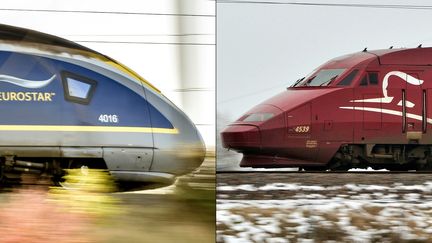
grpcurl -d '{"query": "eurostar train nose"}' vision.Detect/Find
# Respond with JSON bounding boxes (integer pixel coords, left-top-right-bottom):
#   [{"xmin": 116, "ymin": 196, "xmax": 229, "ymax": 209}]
[
  {"xmin": 153, "ymin": 122, "xmax": 206, "ymax": 177},
  {"xmin": 144, "ymin": 91, "xmax": 206, "ymax": 180},
  {"xmin": 175, "ymin": 126, "xmax": 207, "ymax": 172}
]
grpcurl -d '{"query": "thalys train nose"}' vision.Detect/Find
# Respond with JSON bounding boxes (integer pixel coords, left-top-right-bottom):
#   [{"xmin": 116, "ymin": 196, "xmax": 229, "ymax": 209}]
[
  {"xmin": 221, "ymin": 104, "xmax": 284, "ymax": 152},
  {"xmin": 221, "ymin": 125, "xmax": 261, "ymax": 150}
]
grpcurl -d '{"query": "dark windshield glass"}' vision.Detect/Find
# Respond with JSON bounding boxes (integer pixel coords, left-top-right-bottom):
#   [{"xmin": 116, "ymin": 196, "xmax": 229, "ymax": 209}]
[
  {"xmin": 337, "ymin": 69, "xmax": 359, "ymax": 86},
  {"xmin": 300, "ymin": 69, "xmax": 346, "ymax": 87}
]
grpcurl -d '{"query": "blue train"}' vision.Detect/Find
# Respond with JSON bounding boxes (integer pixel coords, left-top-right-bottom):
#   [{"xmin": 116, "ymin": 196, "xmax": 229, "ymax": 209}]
[{"xmin": 0, "ymin": 24, "xmax": 205, "ymax": 187}]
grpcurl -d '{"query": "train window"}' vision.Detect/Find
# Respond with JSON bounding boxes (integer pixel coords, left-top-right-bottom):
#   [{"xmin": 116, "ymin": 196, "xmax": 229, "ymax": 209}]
[
  {"xmin": 243, "ymin": 113, "xmax": 274, "ymax": 122},
  {"xmin": 306, "ymin": 76, "xmax": 316, "ymax": 85},
  {"xmin": 368, "ymin": 72, "xmax": 379, "ymax": 85},
  {"xmin": 359, "ymin": 76, "xmax": 368, "ymax": 86},
  {"xmin": 67, "ymin": 79, "xmax": 91, "ymax": 98},
  {"xmin": 61, "ymin": 71, "xmax": 97, "ymax": 105},
  {"xmin": 306, "ymin": 69, "xmax": 345, "ymax": 86},
  {"xmin": 359, "ymin": 72, "xmax": 379, "ymax": 86},
  {"xmin": 337, "ymin": 69, "xmax": 359, "ymax": 86}
]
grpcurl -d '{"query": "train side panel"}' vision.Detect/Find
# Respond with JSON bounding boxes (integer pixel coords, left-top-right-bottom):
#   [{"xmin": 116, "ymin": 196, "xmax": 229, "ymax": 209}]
[
  {"xmin": 312, "ymin": 88, "xmax": 354, "ymax": 164},
  {"xmin": 0, "ymin": 51, "xmax": 159, "ymax": 172}
]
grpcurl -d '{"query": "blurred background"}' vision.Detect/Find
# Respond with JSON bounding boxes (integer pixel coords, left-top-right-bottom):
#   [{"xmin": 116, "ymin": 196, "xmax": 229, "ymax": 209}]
[{"xmin": 0, "ymin": 1, "xmax": 215, "ymax": 242}]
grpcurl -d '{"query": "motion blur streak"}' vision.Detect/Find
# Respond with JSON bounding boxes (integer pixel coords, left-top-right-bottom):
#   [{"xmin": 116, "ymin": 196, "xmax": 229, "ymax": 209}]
[{"xmin": 0, "ymin": 157, "xmax": 215, "ymax": 242}]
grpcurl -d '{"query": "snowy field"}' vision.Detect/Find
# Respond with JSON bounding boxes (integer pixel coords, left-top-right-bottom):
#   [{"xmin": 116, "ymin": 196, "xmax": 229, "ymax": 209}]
[{"xmin": 217, "ymin": 177, "xmax": 432, "ymax": 242}]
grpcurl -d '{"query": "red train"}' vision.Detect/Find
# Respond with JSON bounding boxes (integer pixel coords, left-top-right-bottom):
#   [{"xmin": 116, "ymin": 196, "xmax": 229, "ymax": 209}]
[{"xmin": 221, "ymin": 47, "xmax": 432, "ymax": 171}]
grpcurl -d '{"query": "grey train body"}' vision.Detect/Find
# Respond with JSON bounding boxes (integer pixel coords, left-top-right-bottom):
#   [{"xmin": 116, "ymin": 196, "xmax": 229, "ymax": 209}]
[{"xmin": 0, "ymin": 24, "xmax": 205, "ymax": 185}]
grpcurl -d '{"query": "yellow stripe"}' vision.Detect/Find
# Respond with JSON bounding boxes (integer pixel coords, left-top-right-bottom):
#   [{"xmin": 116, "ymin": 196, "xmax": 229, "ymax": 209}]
[
  {"xmin": 0, "ymin": 125, "xmax": 178, "ymax": 134},
  {"xmin": 104, "ymin": 60, "xmax": 161, "ymax": 93}
]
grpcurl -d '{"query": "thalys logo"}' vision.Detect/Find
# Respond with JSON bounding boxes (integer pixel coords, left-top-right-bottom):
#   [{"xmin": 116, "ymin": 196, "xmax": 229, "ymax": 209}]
[
  {"xmin": 0, "ymin": 74, "xmax": 56, "ymax": 102},
  {"xmin": 339, "ymin": 71, "xmax": 428, "ymax": 123}
]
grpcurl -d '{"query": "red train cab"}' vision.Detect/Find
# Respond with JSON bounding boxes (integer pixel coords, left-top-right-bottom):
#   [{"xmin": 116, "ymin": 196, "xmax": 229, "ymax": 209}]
[{"xmin": 221, "ymin": 47, "xmax": 432, "ymax": 171}]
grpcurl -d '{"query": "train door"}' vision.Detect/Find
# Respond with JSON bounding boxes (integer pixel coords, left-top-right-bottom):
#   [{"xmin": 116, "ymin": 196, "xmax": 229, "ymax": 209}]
[
  {"xmin": 383, "ymin": 71, "xmax": 423, "ymax": 138},
  {"xmin": 353, "ymin": 71, "xmax": 383, "ymax": 138},
  {"xmin": 59, "ymin": 65, "xmax": 154, "ymax": 171},
  {"xmin": 404, "ymin": 72, "xmax": 423, "ymax": 137},
  {"xmin": 354, "ymin": 70, "xmax": 424, "ymax": 143},
  {"xmin": 286, "ymin": 103, "xmax": 319, "ymax": 162},
  {"xmin": 427, "ymin": 89, "xmax": 432, "ymax": 134},
  {"xmin": 383, "ymin": 71, "xmax": 406, "ymax": 138}
]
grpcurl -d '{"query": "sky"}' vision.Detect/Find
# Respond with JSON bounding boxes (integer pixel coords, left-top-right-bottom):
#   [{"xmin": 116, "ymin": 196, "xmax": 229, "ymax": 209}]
[
  {"xmin": 0, "ymin": 0, "xmax": 215, "ymax": 147},
  {"xmin": 217, "ymin": 0, "xmax": 432, "ymax": 121}
]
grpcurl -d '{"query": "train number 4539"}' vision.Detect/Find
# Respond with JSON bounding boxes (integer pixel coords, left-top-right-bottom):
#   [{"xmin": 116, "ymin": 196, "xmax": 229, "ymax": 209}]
[
  {"xmin": 98, "ymin": 114, "xmax": 119, "ymax": 123},
  {"xmin": 294, "ymin": 126, "xmax": 310, "ymax": 133}
]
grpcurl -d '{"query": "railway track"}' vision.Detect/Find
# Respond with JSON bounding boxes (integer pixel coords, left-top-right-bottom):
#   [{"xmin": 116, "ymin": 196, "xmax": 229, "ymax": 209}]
[{"xmin": 217, "ymin": 171, "xmax": 432, "ymax": 188}]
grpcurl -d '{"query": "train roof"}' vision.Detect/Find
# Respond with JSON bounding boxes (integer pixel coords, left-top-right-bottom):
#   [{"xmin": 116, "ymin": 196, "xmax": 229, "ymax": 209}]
[
  {"xmin": 369, "ymin": 47, "xmax": 432, "ymax": 66},
  {"xmin": 326, "ymin": 47, "xmax": 432, "ymax": 66},
  {"xmin": 0, "ymin": 23, "xmax": 96, "ymax": 54},
  {"xmin": 323, "ymin": 47, "xmax": 432, "ymax": 69},
  {"xmin": 0, "ymin": 23, "xmax": 160, "ymax": 93}
]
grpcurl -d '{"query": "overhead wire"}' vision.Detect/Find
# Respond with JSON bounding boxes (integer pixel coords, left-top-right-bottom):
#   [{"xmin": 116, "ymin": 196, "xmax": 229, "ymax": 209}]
[
  {"xmin": 0, "ymin": 7, "xmax": 214, "ymax": 45},
  {"xmin": 63, "ymin": 33, "xmax": 214, "ymax": 37},
  {"xmin": 0, "ymin": 8, "xmax": 215, "ymax": 17},
  {"xmin": 75, "ymin": 40, "xmax": 214, "ymax": 45},
  {"xmin": 0, "ymin": 8, "xmax": 214, "ymax": 45},
  {"xmin": 218, "ymin": 81, "xmax": 289, "ymax": 104},
  {"xmin": 217, "ymin": 1, "xmax": 432, "ymax": 10},
  {"xmin": 172, "ymin": 88, "xmax": 214, "ymax": 92},
  {"xmin": 67, "ymin": 33, "xmax": 214, "ymax": 45}
]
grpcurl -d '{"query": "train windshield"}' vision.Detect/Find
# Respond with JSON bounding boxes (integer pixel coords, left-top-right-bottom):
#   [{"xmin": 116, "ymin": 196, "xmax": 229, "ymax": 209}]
[
  {"xmin": 296, "ymin": 69, "xmax": 346, "ymax": 87},
  {"xmin": 242, "ymin": 113, "xmax": 274, "ymax": 122}
]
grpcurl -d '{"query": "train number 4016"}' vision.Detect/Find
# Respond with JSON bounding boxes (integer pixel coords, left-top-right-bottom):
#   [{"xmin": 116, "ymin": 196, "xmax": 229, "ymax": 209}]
[{"xmin": 98, "ymin": 114, "xmax": 119, "ymax": 123}]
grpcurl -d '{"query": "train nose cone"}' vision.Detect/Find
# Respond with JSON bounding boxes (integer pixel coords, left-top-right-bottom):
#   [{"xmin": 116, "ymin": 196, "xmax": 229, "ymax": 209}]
[
  {"xmin": 173, "ymin": 126, "xmax": 207, "ymax": 172},
  {"xmin": 183, "ymin": 130, "xmax": 206, "ymax": 170},
  {"xmin": 221, "ymin": 125, "xmax": 261, "ymax": 150},
  {"xmin": 151, "ymin": 127, "xmax": 206, "ymax": 177}
]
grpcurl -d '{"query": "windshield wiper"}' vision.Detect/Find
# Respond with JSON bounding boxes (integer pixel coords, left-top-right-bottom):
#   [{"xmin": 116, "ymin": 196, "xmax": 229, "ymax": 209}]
[
  {"xmin": 319, "ymin": 75, "xmax": 338, "ymax": 86},
  {"xmin": 290, "ymin": 77, "xmax": 305, "ymax": 88}
]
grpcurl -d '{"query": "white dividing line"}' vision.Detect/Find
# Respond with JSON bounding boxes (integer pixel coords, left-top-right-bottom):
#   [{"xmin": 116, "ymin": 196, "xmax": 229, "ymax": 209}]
[{"xmin": 339, "ymin": 106, "xmax": 432, "ymax": 124}]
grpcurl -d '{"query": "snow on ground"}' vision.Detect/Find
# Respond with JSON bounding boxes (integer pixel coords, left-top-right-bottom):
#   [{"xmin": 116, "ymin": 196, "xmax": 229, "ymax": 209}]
[
  {"xmin": 217, "ymin": 182, "xmax": 432, "ymax": 242},
  {"xmin": 218, "ymin": 181, "xmax": 432, "ymax": 193},
  {"xmin": 348, "ymin": 167, "xmax": 389, "ymax": 172}
]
